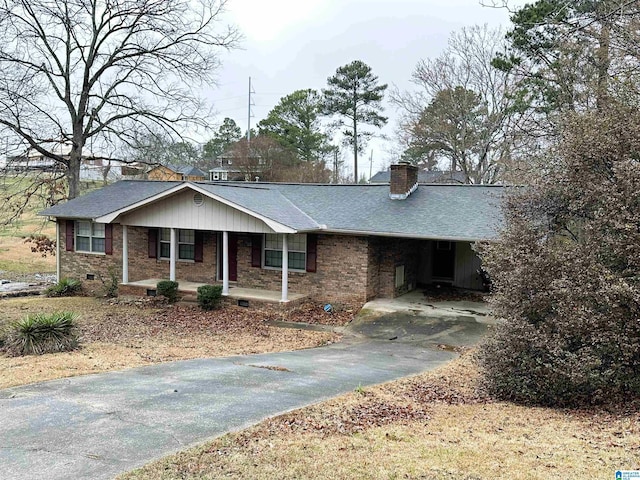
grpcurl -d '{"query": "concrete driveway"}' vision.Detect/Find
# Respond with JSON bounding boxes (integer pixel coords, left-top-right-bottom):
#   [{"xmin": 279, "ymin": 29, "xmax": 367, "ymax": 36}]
[{"xmin": 0, "ymin": 295, "xmax": 492, "ymax": 480}]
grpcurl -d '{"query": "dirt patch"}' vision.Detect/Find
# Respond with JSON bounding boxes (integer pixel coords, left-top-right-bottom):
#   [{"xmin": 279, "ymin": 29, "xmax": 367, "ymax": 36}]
[{"xmin": 0, "ymin": 297, "xmax": 340, "ymax": 389}]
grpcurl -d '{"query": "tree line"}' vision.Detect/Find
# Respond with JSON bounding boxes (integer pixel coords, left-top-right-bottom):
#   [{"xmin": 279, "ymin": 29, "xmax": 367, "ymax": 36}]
[{"xmin": 130, "ymin": 59, "xmax": 388, "ymax": 185}]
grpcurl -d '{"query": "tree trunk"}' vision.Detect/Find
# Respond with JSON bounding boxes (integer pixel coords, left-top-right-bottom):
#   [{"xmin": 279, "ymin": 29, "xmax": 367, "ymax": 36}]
[
  {"xmin": 67, "ymin": 133, "xmax": 85, "ymax": 199},
  {"xmin": 353, "ymin": 115, "xmax": 358, "ymax": 183}
]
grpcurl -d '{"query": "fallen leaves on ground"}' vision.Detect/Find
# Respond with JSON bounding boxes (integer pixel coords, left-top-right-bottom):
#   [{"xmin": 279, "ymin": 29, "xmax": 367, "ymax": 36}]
[{"xmin": 0, "ymin": 297, "xmax": 340, "ymax": 389}]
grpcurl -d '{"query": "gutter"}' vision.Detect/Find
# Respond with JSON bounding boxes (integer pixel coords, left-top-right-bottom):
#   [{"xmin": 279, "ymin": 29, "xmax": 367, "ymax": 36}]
[{"xmin": 296, "ymin": 227, "xmax": 494, "ymax": 242}]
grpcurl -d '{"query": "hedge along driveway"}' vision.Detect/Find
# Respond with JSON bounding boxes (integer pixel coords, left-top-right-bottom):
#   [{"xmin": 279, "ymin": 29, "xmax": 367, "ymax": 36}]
[{"xmin": 0, "ymin": 309, "xmax": 487, "ymax": 480}]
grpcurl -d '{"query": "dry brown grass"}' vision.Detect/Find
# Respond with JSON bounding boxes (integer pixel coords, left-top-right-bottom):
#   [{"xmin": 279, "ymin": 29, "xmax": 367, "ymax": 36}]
[
  {"xmin": 0, "ymin": 296, "xmax": 338, "ymax": 389},
  {"xmin": 119, "ymin": 354, "xmax": 640, "ymax": 480},
  {"xmin": 0, "ymin": 235, "xmax": 56, "ymax": 276}
]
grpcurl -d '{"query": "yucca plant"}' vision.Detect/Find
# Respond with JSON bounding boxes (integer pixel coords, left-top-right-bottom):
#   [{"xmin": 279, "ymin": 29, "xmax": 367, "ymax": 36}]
[
  {"xmin": 44, "ymin": 278, "xmax": 82, "ymax": 297},
  {"xmin": 5, "ymin": 312, "xmax": 79, "ymax": 356}
]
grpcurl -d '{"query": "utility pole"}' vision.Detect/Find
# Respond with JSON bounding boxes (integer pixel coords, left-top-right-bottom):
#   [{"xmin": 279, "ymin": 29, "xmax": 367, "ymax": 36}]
[
  {"xmin": 247, "ymin": 76, "xmax": 255, "ymax": 145},
  {"xmin": 247, "ymin": 76, "xmax": 255, "ymax": 169}
]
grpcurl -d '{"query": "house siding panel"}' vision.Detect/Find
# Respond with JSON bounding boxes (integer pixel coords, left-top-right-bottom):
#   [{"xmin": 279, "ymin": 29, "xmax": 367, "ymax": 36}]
[
  {"xmin": 120, "ymin": 190, "xmax": 274, "ymax": 233},
  {"xmin": 454, "ymin": 241, "xmax": 483, "ymax": 290}
]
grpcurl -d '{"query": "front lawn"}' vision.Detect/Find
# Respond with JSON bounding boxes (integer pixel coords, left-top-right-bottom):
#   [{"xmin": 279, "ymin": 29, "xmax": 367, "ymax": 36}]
[{"xmin": 0, "ymin": 296, "xmax": 340, "ymax": 389}]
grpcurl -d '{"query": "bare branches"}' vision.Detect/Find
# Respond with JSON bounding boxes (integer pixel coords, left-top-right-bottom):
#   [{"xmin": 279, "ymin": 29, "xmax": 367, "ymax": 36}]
[
  {"xmin": 391, "ymin": 25, "xmax": 527, "ymax": 184},
  {"xmin": 0, "ymin": 0, "xmax": 240, "ymax": 202}
]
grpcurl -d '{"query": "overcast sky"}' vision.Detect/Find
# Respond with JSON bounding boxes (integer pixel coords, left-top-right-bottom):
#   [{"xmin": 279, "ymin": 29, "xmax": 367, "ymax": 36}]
[{"xmin": 203, "ymin": 0, "xmax": 522, "ymax": 178}]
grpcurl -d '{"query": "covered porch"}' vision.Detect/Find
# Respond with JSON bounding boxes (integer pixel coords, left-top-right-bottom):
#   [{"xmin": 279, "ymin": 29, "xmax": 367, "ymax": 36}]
[{"xmin": 120, "ymin": 278, "xmax": 308, "ymax": 306}]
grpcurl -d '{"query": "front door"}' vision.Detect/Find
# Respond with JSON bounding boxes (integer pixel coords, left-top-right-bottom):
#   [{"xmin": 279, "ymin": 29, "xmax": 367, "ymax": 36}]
[
  {"xmin": 432, "ymin": 240, "xmax": 455, "ymax": 281},
  {"xmin": 217, "ymin": 233, "xmax": 238, "ymax": 282}
]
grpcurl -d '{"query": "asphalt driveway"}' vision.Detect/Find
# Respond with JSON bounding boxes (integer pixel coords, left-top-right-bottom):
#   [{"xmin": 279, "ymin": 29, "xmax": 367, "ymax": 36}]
[{"xmin": 0, "ymin": 300, "xmax": 491, "ymax": 480}]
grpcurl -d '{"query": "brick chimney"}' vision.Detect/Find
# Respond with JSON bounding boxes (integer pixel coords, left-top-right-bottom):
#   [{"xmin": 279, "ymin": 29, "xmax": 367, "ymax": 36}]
[{"xmin": 389, "ymin": 161, "xmax": 418, "ymax": 200}]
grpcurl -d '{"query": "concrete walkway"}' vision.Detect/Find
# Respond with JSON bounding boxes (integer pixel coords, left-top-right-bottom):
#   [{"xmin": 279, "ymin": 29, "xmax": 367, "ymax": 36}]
[{"xmin": 0, "ymin": 296, "xmax": 491, "ymax": 480}]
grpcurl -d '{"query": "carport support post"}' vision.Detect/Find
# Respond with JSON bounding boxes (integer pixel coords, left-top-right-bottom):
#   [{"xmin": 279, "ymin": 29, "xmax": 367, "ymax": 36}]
[
  {"xmin": 222, "ymin": 231, "xmax": 229, "ymax": 295},
  {"xmin": 169, "ymin": 228, "xmax": 176, "ymax": 282},
  {"xmin": 281, "ymin": 234, "xmax": 288, "ymax": 302},
  {"xmin": 122, "ymin": 225, "xmax": 128, "ymax": 284}
]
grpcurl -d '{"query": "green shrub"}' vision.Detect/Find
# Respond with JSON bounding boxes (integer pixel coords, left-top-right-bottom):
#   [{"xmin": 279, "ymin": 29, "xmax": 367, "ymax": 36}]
[
  {"xmin": 197, "ymin": 284, "xmax": 223, "ymax": 310},
  {"xmin": 44, "ymin": 278, "xmax": 82, "ymax": 297},
  {"xmin": 5, "ymin": 312, "xmax": 79, "ymax": 356},
  {"xmin": 157, "ymin": 280, "xmax": 179, "ymax": 303}
]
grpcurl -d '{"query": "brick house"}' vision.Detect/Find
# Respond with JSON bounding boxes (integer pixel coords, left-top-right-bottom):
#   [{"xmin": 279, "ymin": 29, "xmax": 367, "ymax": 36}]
[{"xmin": 40, "ymin": 163, "xmax": 504, "ymax": 304}]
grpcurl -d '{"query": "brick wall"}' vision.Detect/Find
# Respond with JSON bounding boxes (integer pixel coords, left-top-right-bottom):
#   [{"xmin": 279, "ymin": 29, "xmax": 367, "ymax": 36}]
[
  {"xmin": 126, "ymin": 227, "xmax": 217, "ymax": 283},
  {"xmin": 370, "ymin": 237, "xmax": 420, "ymax": 298},
  {"xmin": 59, "ymin": 219, "xmax": 418, "ymax": 301},
  {"xmin": 58, "ymin": 220, "xmax": 123, "ymax": 295},
  {"xmin": 236, "ymin": 233, "xmax": 371, "ymax": 303},
  {"xmin": 59, "ymin": 221, "xmax": 218, "ymax": 294}
]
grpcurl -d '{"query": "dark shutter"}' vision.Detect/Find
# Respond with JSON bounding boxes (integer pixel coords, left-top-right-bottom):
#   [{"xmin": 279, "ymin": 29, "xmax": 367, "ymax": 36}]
[
  {"xmin": 65, "ymin": 220, "xmax": 74, "ymax": 251},
  {"xmin": 148, "ymin": 228, "xmax": 158, "ymax": 258},
  {"xmin": 194, "ymin": 231, "xmax": 204, "ymax": 263},
  {"xmin": 251, "ymin": 234, "xmax": 262, "ymax": 267},
  {"xmin": 306, "ymin": 234, "xmax": 317, "ymax": 273},
  {"xmin": 104, "ymin": 224, "xmax": 113, "ymax": 255}
]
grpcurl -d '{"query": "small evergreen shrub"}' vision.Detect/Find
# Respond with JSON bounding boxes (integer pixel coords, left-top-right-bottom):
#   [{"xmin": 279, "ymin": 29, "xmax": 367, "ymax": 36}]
[
  {"xmin": 44, "ymin": 278, "xmax": 82, "ymax": 297},
  {"xmin": 5, "ymin": 312, "xmax": 79, "ymax": 356},
  {"xmin": 197, "ymin": 284, "xmax": 223, "ymax": 310},
  {"xmin": 157, "ymin": 280, "xmax": 179, "ymax": 303}
]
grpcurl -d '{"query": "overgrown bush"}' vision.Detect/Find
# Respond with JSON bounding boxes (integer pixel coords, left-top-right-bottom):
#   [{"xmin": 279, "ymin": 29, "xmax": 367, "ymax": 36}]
[
  {"xmin": 4, "ymin": 312, "xmax": 79, "ymax": 356},
  {"xmin": 478, "ymin": 105, "xmax": 640, "ymax": 407},
  {"xmin": 197, "ymin": 284, "xmax": 223, "ymax": 310},
  {"xmin": 44, "ymin": 278, "xmax": 82, "ymax": 297},
  {"xmin": 157, "ymin": 280, "xmax": 179, "ymax": 303}
]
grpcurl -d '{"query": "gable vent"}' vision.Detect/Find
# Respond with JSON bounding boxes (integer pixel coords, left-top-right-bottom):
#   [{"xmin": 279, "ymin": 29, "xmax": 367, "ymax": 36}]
[{"xmin": 193, "ymin": 193, "xmax": 204, "ymax": 207}]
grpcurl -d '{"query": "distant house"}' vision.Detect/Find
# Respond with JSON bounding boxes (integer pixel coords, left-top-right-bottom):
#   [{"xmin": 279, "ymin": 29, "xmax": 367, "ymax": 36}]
[
  {"xmin": 370, "ymin": 169, "xmax": 467, "ymax": 184},
  {"xmin": 147, "ymin": 164, "xmax": 206, "ymax": 182},
  {"xmin": 6, "ymin": 142, "xmax": 125, "ymax": 181},
  {"xmin": 40, "ymin": 163, "xmax": 504, "ymax": 305},
  {"xmin": 208, "ymin": 151, "xmax": 264, "ymax": 182}
]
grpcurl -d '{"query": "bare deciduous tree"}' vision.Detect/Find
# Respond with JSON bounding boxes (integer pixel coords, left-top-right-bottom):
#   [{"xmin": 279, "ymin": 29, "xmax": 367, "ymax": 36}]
[
  {"xmin": 0, "ymin": 0, "xmax": 240, "ymax": 210},
  {"xmin": 391, "ymin": 25, "xmax": 527, "ymax": 184}
]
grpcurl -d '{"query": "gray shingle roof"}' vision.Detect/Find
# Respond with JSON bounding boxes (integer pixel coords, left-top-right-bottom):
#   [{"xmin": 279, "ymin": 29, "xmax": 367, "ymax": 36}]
[
  {"xmin": 165, "ymin": 164, "xmax": 206, "ymax": 177},
  {"xmin": 40, "ymin": 181, "xmax": 181, "ymax": 219},
  {"xmin": 40, "ymin": 180, "xmax": 505, "ymax": 240}
]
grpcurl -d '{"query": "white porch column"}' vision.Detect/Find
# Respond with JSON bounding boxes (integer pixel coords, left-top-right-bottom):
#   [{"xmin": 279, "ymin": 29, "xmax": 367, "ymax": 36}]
[
  {"xmin": 122, "ymin": 225, "xmax": 129, "ymax": 284},
  {"xmin": 169, "ymin": 227, "xmax": 177, "ymax": 282},
  {"xmin": 222, "ymin": 230, "xmax": 229, "ymax": 296},
  {"xmin": 281, "ymin": 234, "xmax": 288, "ymax": 303},
  {"xmin": 55, "ymin": 221, "xmax": 60, "ymax": 281}
]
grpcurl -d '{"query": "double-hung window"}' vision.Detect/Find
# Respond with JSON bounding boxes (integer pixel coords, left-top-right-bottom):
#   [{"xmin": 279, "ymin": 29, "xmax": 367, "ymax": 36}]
[
  {"xmin": 75, "ymin": 221, "xmax": 105, "ymax": 253},
  {"xmin": 159, "ymin": 228, "xmax": 195, "ymax": 261},
  {"xmin": 263, "ymin": 234, "xmax": 306, "ymax": 271}
]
